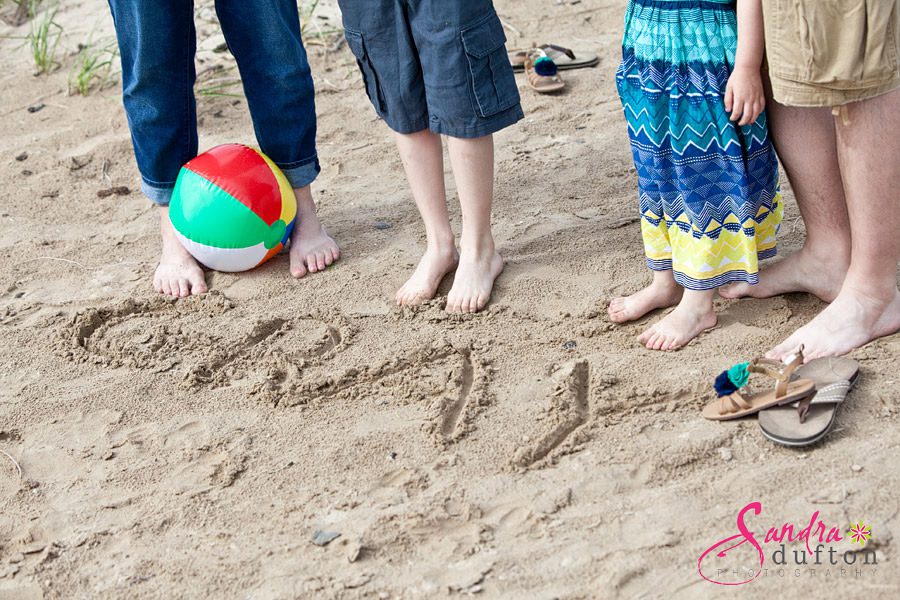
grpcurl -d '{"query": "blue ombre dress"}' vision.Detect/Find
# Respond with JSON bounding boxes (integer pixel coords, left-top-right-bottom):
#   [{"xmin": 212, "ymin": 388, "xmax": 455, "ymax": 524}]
[{"xmin": 616, "ymin": 0, "xmax": 782, "ymax": 290}]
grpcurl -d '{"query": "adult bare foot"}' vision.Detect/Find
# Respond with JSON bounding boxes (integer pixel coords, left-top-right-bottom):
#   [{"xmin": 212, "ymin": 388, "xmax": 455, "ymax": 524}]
[
  {"xmin": 154, "ymin": 207, "xmax": 207, "ymax": 298},
  {"xmin": 719, "ymin": 247, "xmax": 848, "ymax": 302},
  {"xmin": 638, "ymin": 289, "xmax": 717, "ymax": 351},
  {"xmin": 767, "ymin": 286, "xmax": 900, "ymax": 361},
  {"xmin": 289, "ymin": 186, "xmax": 340, "ymax": 278},
  {"xmin": 446, "ymin": 246, "xmax": 504, "ymax": 314},
  {"xmin": 608, "ymin": 271, "xmax": 683, "ymax": 323},
  {"xmin": 396, "ymin": 244, "xmax": 459, "ymax": 306}
]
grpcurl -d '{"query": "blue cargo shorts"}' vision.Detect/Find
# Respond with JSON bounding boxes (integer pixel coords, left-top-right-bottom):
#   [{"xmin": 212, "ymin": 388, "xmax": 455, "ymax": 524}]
[{"xmin": 338, "ymin": 0, "xmax": 524, "ymax": 138}]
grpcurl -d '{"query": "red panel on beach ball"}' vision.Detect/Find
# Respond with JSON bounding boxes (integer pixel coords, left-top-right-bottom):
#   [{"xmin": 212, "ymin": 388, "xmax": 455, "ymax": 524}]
[{"xmin": 182, "ymin": 144, "xmax": 282, "ymax": 226}]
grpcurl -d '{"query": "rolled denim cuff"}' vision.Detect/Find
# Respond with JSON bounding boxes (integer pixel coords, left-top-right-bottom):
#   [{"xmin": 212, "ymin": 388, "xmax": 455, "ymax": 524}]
[
  {"xmin": 141, "ymin": 179, "xmax": 175, "ymax": 206},
  {"xmin": 278, "ymin": 155, "xmax": 320, "ymax": 189}
]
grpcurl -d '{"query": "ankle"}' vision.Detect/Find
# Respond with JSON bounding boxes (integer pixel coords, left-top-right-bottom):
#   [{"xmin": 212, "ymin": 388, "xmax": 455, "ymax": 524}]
[
  {"xmin": 679, "ymin": 289, "xmax": 715, "ymax": 313},
  {"xmin": 801, "ymin": 240, "xmax": 850, "ymax": 267},
  {"xmin": 459, "ymin": 232, "xmax": 496, "ymax": 257},
  {"xmin": 650, "ymin": 270, "xmax": 680, "ymax": 291},
  {"xmin": 839, "ymin": 279, "xmax": 900, "ymax": 306}
]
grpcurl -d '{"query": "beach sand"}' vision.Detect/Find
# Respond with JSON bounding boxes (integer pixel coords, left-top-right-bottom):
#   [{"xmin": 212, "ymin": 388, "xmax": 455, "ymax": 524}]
[{"xmin": 1, "ymin": 1, "xmax": 898, "ymax": 598}]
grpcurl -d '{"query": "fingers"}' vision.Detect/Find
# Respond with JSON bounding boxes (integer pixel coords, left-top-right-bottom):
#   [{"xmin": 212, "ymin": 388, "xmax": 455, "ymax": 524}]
[
  {"xmin": 730, "ymin": 97, "xmax": 744, "ymax": 123},
  {"xmin": 724, "ymin": 84, "xmax": 734, "ymax": 113},
  {"xmin": 738, "ymin": 100, "xmax": 762, "ymax": 126}
]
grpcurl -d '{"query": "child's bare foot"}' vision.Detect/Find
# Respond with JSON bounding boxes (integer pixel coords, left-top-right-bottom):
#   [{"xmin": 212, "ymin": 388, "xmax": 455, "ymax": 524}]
[
  {"xmin": 638, "ymin": 289, "xmax": 717, "ymax": 351},
  {"xmin": 396, "ymin": 244, "xmax": 459, "ymax": 306},
  {"xmin": 446, "ymin": 246, "xmax": 504, "ymax": 314},
  {"xmin": 608, "ymin": 271, "xmax": 683, "ymax": 323},
  {"xmin": 289, "ymin": 186, "xmax": 340, "ymax": 278},
  {"xmin": 154, "ymin": 207, "xmax": 207, "ymax": 298},
  {"xmin": 719, "ymin": 246, "xmax": 848, "ymax": 302}
]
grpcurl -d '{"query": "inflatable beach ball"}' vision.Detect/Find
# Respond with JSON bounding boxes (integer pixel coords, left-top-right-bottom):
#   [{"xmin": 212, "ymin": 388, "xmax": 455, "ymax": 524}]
[{"xmin": 169, "ymin": 144, "xmax": 296, "ymax": 272}]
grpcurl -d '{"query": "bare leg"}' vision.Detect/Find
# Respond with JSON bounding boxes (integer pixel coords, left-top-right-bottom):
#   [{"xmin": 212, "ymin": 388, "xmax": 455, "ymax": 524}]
[
  {"xmin": 394, "ymin": 129, "xmax": 458, "ymax": 306},
  {"xmin": 769, "ymin": 89, "xmax": 900, "ymax": 360},
  {"xmin": 608, "ymin": 270, "xmax": 684, "ymax": 323},
  {"xmin": 638, "ymin": 288, "xmax": 717, "ymax": 351},
  {"xmin": 720, "ymin": 95, "xmax": 851, "ymax": 301},
  {"xmin": 289, "ymin": 185, "xmax": 340, "ymax": 278},
  {"xmin": 445, "ymin": 134, "xmax": 504, "ymax": 313},
  {"xmin": 154, "ymin": 206, "xmax": 207, "ymax": 297}
]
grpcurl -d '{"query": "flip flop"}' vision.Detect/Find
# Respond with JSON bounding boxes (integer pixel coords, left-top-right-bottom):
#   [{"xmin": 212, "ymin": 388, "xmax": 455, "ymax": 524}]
[
  {"xmin": 701, "ymin": 347, "xmax": 815, "ymax": 421},
  {"xmin": 524, "ymin": 49, "xmax": 566, "ymax": 94},
  {"xmin": 758, "ymin": 353, "xmax": 860, "ymax": 447},
  {"xmin": 509, "ymin": 44, "xmax": 599, "ymax": 72}
]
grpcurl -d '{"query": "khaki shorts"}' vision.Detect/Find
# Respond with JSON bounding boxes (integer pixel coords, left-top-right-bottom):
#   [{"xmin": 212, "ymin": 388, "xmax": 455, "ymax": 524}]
[{"xmin": 762, "ymin": 0, "xmax": 900, "ymax": 107}]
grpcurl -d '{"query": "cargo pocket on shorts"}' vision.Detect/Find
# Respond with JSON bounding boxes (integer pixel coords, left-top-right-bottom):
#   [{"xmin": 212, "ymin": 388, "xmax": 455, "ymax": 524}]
[
  {"xmin": 345, "ymin": 30, "xmax": 387, "ymax": 114},
  {"xmin": 769, "ymin": 0, "xmax": 899, "ymax": 88},
  {"xmin": 460, "ymin": 13, "xmax": 520, "ymax": 118}
]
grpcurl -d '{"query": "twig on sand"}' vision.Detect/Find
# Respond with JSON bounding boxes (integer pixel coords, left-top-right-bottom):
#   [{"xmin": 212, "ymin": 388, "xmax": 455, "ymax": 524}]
[
  {"xmin": 20, "ymin": 256, "xmax": 90, "ymax": 269},
  {"xmin": 499, "ymin": 18, "xmax": 521, "ymax": 37},
  {"xmin": 0, "ymin": 448, "xmax": 22, "ymax": 479}
]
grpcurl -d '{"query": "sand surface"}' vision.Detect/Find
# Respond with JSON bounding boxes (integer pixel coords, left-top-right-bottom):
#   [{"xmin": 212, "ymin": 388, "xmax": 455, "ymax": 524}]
[{"xmin": 1, "ymin": 1, "xmax": 898, "ymax": 598}]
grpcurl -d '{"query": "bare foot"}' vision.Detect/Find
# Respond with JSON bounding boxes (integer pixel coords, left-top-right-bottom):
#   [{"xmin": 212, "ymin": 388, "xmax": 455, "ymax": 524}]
[
  {"xmin": 396, "ymin": 245, "xmax": 459, "ymax": 306},
  {"xmin": 154, "ymin": 207, "xmax": 207, "ymax": 298},
  {"xmin": 608, "ymin": 271, "xmax": 683, "ymax": 323},
  {"xmin": 446, "ymin": 248, "xmax": 504, "ymax": 314},
  {"xmin": 289, "ymin": 186, "xmax": 340, "ymax": 278},
  {"xmin": 638, "ymin": 290, "xmax": 717, "ymax": 351},
  {"xmin": 719, "ymin": 247, "xmax": 848, "ymax": 302},
  {"xmin": 767, "ymin": 286, "xmax": 900, "ymax": 361}
]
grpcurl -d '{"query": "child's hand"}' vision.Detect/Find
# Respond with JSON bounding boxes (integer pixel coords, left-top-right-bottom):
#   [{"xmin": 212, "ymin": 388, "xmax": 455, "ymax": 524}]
[{"xmin": 724, "ymin": 66, "xmax": 765, "ymax": 126}]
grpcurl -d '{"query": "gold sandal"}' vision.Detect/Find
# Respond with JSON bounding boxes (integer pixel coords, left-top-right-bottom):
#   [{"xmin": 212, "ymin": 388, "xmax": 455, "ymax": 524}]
[
  {"xmin": 702, "ymin": 347, "xmax": 815, "ymax": 421},
  {"xmin": 524, "ymin": 49, "xmax": 566, "ymax": 94}
]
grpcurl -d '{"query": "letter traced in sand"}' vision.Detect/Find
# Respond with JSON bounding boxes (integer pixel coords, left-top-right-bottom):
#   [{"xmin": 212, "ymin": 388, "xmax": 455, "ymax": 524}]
[{"xmin": 514, "ymin": 360, "xmax": 590, "ymax": 468}]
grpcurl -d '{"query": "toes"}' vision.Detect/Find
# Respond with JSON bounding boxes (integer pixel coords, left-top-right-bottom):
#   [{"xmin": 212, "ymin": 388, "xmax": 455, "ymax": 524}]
[
  {"xmin": 637, "ymin": 327, "xmax": 654, "ymax": 344},
  {"xmin": 315, "ymin": 252, "xmax": 327, "ymax": 272},
  {"xmin": 324, "ymin": 249, "xmax": 335, "ymax": 267},
  {"xmin": 152, "ymin": 278, "xmax": 162, "ymax": 294},
  {"xmin": 192, "ymin": 279, "xmax": 208, "ymax": 294},
  {"xmin": 664, "ymin": 336, "xmax": 682, "ymax": 351},
  {"xmin": 476, "ymin": 294, "xmax": 489, "ymax": 312},
  {"xmin": 291, "ymin": 260, "xmax": 308, "ymax": 279},
  {"xmin": 332, "ymin": 246, "xmax": 342, "ymax": 261},
  {"xmin": 467, "ymin": 297, "xmax": 478, "ymax": 313}
]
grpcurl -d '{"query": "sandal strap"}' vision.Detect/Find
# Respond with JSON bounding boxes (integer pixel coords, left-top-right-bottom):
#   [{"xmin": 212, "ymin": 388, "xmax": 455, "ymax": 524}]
[
  {"xmin": 719, "ymin": 392, "xmax": 753, "ymax": 415},
  {"xmin": 797, "ymin": 380, "xmax": 851, "ymax": 423},
  {"xmin": 540, "ymin": 43, "xmax": 577, "ymax": 60},
  {"xmin": 748, "ymin": 346, "xmax": 805, "ymax": 399}
]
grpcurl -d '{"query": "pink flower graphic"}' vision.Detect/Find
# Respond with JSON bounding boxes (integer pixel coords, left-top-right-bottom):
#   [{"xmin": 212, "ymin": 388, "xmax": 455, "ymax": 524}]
[{"xmin": 848, "ymin": 522, "xmax": 872, "ymax": 545}]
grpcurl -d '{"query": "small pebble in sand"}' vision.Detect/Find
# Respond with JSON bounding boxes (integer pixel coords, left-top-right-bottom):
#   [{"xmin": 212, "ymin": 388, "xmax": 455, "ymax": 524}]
[
  {"xmin": 312, "ymin": 530, "xmax": 341, "ymax": 547},
  {"xmin": 562, "ymin": 340, "xmax": 577, "ymax": 350},
  {"xmin": 27, "ymin": 103, "xmax": 45, "ymax": 113},
  {"xmin": 718, "ymin": 447, "xmax": 733, "ymax": 462},
  {"xmin": 388, "ymin": 452, "xmax": 397, "ymax": 461},
  {"xmin": 374, "ymin": 221, "xmax": 392, "ymax": 230},
  {"xmin": 15, "ymin": 152, "xmax": 27, "ymax": 162},
  {"xmin": 851, "ymin": 464, "xmax": 863, "ymax": 472}
]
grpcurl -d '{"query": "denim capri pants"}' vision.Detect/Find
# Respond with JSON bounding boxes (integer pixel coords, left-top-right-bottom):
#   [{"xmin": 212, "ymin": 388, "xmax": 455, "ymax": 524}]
[{"xmin": 338, "ymin": 0, "xmax": 524, "ymax": 138}]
